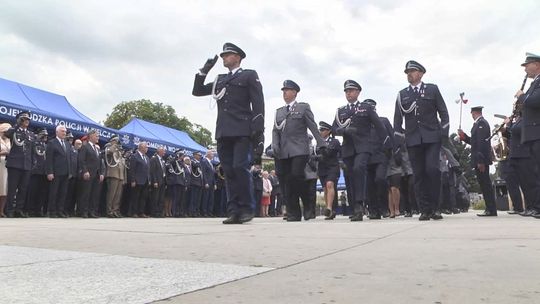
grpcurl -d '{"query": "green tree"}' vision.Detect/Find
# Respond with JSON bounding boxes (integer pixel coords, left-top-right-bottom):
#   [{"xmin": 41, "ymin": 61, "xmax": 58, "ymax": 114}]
[
  {"xmin": 104, "ymin": 99, "xmax": 213, "ymax": 147},
  {"xmin": 451, "ymin": 133, "xmax": 480, "ymax": 193}
]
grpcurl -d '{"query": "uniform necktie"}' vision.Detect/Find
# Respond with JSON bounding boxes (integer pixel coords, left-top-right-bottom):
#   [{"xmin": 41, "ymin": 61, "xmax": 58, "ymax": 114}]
[
  {"xmin": 287, "ymin": 105, "xmax": 290, "ymax": 112},
  {"xmin": 413, "ymin": 87, "xmax": 419, "ymax": 94},
  {"xmin": 60, "ymin": 140, "xmax": 65, "ymax": 151}
]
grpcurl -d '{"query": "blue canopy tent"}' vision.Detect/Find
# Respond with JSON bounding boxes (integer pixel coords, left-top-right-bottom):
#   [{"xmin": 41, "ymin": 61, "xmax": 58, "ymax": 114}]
[
  {"xmin": 0, "ymin": 77, "xmax": 117, "ymax": 140},
  {"xmin": 120, "ymin": 118, "xmax": 207, "ymax": 155}
]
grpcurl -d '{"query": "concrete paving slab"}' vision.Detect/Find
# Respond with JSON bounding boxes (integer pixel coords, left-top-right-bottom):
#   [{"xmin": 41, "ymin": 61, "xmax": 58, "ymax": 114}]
[
  {"xmin": 1, "ymin": 212, "xmax": 540, "ymax": 303},
  {"xmin": 0, "ymin": 246, "xmax": 272, "ymax": 304}
]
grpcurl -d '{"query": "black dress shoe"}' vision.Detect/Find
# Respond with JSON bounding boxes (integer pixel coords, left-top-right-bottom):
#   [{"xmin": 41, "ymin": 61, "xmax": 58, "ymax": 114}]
[
  {"xmin": 441, "ymin": 209, "xmax": 451, "ymax": 215},
  {"xmin": 368, "ymin": 213, "xmax": 381, "ymax": 220},
  {"xmin": 286, "ymin": 216, "xmax": 301, "ymax": 222},
  {"xmin": 451, "ymin": 208, "xmax": 461, "ymax": 214},
  {"xmin": 324, "ymin": 210, "xmax": 336, "ymax": 220},
  {"xmin": 223, "ymin": 215, "xmax": 240, "ymax": 224},
  {"xmin": 350, "ymin": 212, "xmax": 363, "ymax": 222},
  {"xmin": 404, "ymin": 211, "xmax": 412, "ymax": 217},
  {"xmin": 238, "ymin": 213, "xmax": 254, "ymax": 223},
  {"xmin": 507, "ymin": 210, "xmax": 523, "ymax": 215},
  {"xmin": 58, "ymin": 213, "xmax": 68, "ymax": 218},
  {"xmin": 418, "ymin": 213, "xmax": 431, "ymax": 221},
  {"xmin": 89, "ymin": 213, "xmax": 99, "ymax": 218},
  {"xmin": 323, "ymin": 208, "xmax": 331, "ymax": 217},
  {"xmin": 529, "ymin": 210, "xmax": 540, "ymax": 217},
  {"xmin": 431, "ymin": 211, "xmax": 443, "ymax": 220},
  {"xmin": 477, "ymin": 211, "xmax": 497, "ymax": 217},
  {"xmin": 81, "ymin": 214, "xmax": 89, "ymax": 218},
  {"xmin": 16, "ymin": 211, "xmax": 28, "ymax": 218},
  {"xmin": 519, "ymin": 209, "xmax": 533, "ymax": 216},
  {"xmin": 48, "ymin": 214, "xmax": 58, "ymax": 218}
]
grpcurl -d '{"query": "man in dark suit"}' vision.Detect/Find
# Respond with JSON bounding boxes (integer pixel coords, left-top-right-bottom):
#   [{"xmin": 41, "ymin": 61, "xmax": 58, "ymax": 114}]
[
  {"xmin": 394, "ymin": 61, "xmax": 450, "ymax": 221},
  {"xmin": 458, "ymin": 106, "xmax": 496, "ymax": 216},
  {"xmin": 5, "ymin": 111, "xmax": 34, "ymax": 218},
  {"xmin": 200, "ymin": 150, "xmax": 216, "ymax": 217},
  {"xmin": 46, "ymin": 125, "xmax": 70, "ymax": 218},
  {"xmin": 272, "ymin": 80, "xmax": 327, "ymax": 221},
  {"xmin": 333, "ymin": 80, "xmax": 388, "ymax": 221},
  {"xmin": 515, "ymin": 52, "xmax": 540, "ymax": 218},
  {"xmin": 65, "ymin": 137, "xmax": 81, "ymax": 216},
  {"xmin": 78, "ymin": 130, "xmax": 104, "ymax": 218},
  {"xmin": 77, "ymin": 129, "xmax": 104, "ymax": 218},
  {"xmin": 129, "ymin": 142, "xmax": 150, "ymax": 217},
  {"xmin": 149, "ymin": 146, "xmax": 166, "ymax": 217},
  {"xmin": 192, "ymin": 42, "xmax": 264, "ymax": 224}
]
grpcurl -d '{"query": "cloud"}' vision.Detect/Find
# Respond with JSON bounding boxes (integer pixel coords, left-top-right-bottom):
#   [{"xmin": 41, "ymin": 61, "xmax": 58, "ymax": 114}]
[{"xmin": 0, "ymin": 0, "xmax": 538, "ymax": 144}]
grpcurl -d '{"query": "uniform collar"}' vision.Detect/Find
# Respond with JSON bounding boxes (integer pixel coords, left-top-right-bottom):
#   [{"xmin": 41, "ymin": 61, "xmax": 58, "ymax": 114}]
[
  {"xmin": 409, "ymin": 82, "xmax": 423, "ymax": 91},
  {"xmin": 474, "ymin": 115, "xmax": 483, "ymax": 124},
  {"xmin": 286, "ymin": 100, "xmax": 297, "ymax": 108},
  {"xmin": 230, "ymin": 67, "xmax": 241, "ymax": 75}
]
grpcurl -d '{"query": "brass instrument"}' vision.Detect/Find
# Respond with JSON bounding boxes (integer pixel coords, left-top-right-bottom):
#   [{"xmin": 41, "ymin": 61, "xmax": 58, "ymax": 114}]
[
  {"xmin": 104, "ymin": 142, "xmax": 124, "ymax": 168},
  {"xmin": 489, "ymin": 75, "xmax": 528, "ymax": 161}
]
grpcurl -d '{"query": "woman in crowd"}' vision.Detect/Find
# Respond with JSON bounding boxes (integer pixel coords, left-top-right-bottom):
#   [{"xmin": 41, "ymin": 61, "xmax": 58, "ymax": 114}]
[
  {"xmin": 0, "ymin": 123, "xmax": 12, "ymax": 217},
  {"xmin": 261, "ymin": 171, "xmax": 272, "ymax": 217}
]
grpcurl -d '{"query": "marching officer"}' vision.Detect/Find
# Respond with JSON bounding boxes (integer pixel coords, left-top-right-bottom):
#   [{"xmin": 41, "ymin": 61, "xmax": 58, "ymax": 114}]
[
  {"xmin": 272, "ymin": 80, "xmax": 326, "ymax": 221},
  {"xmin": 458, "ymin": 106, "xmax": 496, "ymax": 216},
  {"xmin": 516, "ymin": 52, "xmax": 540, "ymax": 218},
  {"xmin": 365, "ymin": 99, "xmax": 395, "ymax": 219},
  {"xmin": 317, "ymin": 121, "xmax": 341, "ymax": 220},
  {"xmin": 394, "ymin": 61, "xmax": 450, "ymax": 221},
  {"xmin": 333, "ymin": 80, "xmax": 388, "ymax": 221},
  {"xmin": 192, "ymin": 42, "xmax": 264, "ymax": 224},
  {"xmin": 5, "ymin": 111, "xmax": 34, "ymax": 217}
]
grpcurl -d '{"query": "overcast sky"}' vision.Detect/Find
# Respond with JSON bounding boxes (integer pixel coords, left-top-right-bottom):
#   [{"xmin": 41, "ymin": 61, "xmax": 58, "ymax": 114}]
[{"xmin": 0, "ymin": 0, "xmax": 538, "ymax": 144}]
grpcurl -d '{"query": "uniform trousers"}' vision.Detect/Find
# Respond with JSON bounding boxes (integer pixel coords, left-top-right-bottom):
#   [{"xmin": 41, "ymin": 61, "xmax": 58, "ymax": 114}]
[
  {"xmin": 367, "ymin": 161, "xmax": 388, "ymax": 215},
  {"xmin": 5, "ymin": 168, "xmax": 31, "ymax": 214},
  {"xmin": 275, "ymin": 155, "xmax": 308, "ymax": 219},
  {"xmin": 343, "ymin": 152, "xmax": 370, "ymax": 213},
  {"xmin": 408, "ymin": 142, "xmax": 441, "ymax": 214},
  {"xmin": 526, "ymin": 140, "xmax": 540, "ymax": 211},
  {"xmin": 475, "ymin": 166, "xmax": 496, "ymax": 212},
  {"xmin": 106, "ymin": 177, "xmax": 124, "ymax": 215},
  {"xmin": 217, "ymin": 136, "xmax": 254, "ymax": 217}
]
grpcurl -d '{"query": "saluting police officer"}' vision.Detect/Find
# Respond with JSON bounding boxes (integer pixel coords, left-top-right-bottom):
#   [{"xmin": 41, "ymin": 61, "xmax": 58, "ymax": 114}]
[
  {"xmin": 5, "ymin": 111, "xmax": 34, "ymax": 218},
  {"xmin": 333, "ymin": 80, "xmax": 388, "ymax": 221},
  {"xmin": 516, "ymin": 52, "xmax": 540, "ymax": 218},
  {"xmin": 192, "ymin": 42, "xmax": 264, "ymax": 224},
  {"xmin": 272, "ymin": 80, "xmax": 326, "ymax": 221},
  {"xmin": 317, "ymin": 121, "xmax": 341, "ymax": 220},
  {"xmin": 458, "ymin": 106, "xmax": 497, "ymax": 216},
  {"xmin": 394, "ymin": 61, "xmax": 450, "ymax": 221}
]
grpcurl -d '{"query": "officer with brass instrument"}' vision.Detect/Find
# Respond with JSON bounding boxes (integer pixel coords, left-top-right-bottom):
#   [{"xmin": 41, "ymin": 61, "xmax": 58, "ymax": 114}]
[
  {"xmin": 5, "ymin": 111, "xmax": 34, "ymax": 217},
  {"xmin": 458, "ymin": 106, "xmax": 497, "ymax": 216},
  {"xmin": 104, "ymin": 135, "xmax": 126, "ymax": 218},
  {"xmin": 516, "ymin": 52, "xmax": 540, "ymax": 218},
  {"xmin": 501, "ymin": 103, "xmax": 537, "ymax": 216},
  {"xmin": 192, "ymin": 42, "xmax": 265, "ymax": 224}
]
